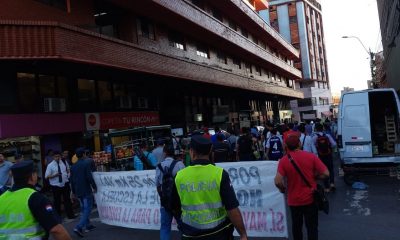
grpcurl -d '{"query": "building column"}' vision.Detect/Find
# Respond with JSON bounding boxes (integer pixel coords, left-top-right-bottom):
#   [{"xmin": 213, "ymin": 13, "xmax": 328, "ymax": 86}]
[{"xmin": 272, "ymin": 96, "xmax": 280, "ymax": 123}]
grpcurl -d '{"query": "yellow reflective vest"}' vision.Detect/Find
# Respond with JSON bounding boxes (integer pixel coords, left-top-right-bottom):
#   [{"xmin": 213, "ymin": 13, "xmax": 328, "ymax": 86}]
[
  {"xmin": 175, "ymin": 164, "xmax": 227, "ymax": 231},
  {"xmin": 0, "ymin": 188, "xmax": 46, "ymax": 240}
]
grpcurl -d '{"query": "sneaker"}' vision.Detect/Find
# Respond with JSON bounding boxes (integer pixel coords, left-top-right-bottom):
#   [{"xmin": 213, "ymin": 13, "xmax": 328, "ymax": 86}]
[
  {"xmin": 85, "ymin": 225, "xmax": 97, "ymax": 233},
  {"xmin": 73, "ymin": 228, "xmax": 84, "ymax": 238}
]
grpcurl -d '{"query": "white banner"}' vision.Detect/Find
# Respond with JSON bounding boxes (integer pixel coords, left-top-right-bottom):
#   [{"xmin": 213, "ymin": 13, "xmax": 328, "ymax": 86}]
[{"xmin": 93, "ymin": 161, "xmax": 288, "ymax": 238}]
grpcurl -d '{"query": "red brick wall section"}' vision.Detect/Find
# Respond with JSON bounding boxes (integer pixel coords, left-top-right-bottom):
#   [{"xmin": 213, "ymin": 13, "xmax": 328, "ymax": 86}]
[
  {"xmin": 0, "ymin": 23, "xmax": 56, "ymax": 58},
  {"xmin": 0, "ymin": 0, "xmax": 94, "ymax": 27}
]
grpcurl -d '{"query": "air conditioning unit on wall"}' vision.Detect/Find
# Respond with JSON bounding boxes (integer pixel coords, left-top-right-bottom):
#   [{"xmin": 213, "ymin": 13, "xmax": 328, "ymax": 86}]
[
  {"xmin": 43, "ymin": 98, "xmax": 66, "ymax": 112},
  {"xmin": 117, "ymin": 96, "xmax": 133, "ymax": 109}
]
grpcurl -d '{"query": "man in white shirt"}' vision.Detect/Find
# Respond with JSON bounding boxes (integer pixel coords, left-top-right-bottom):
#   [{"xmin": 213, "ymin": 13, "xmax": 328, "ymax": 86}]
[
  {"xmin": 45, "ymin": 151, "xmax": 75, "ymax": 219},
  {"xmin": 298, "ymin": 125, "xmax": 318, "ymax": 155}
]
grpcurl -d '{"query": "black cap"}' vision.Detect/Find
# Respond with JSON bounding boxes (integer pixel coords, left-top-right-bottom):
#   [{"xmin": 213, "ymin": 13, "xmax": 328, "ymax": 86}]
[
  {"xmin": 75, "ymin": 147, "xmax": 85, "ymax": 156},
  {"xmin": 190, "ymin": 135, "xmax": 212, "ymax": 155},
  {"xmin": 11, "ymin": 160, "xmax": 35, "ymax": 179}
]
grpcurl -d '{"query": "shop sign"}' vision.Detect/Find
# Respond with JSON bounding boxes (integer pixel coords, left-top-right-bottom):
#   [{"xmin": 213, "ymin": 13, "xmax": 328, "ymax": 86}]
[{"xmin": 85, "ymin": 112, "xmax": 160, "ymax": 131}]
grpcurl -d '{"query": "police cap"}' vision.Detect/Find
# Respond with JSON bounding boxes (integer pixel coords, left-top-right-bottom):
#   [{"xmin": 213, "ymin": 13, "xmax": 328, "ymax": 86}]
[
  {"xmin": 190, "ymin": 135, "xmax": 212, "ymax": 155},
  {"xmin": 11, "ymin": 160, "xmax": 35, "ymax": 180}
]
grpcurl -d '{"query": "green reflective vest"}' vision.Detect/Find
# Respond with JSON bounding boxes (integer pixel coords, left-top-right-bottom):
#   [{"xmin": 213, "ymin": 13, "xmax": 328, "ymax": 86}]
[
  {"xmin": 175, "ymin": 164, "xmax": 227, "ymax": 230},
  {"xmin": 0, "ymin": 188, "xmax": 45, "ymax": 240}
]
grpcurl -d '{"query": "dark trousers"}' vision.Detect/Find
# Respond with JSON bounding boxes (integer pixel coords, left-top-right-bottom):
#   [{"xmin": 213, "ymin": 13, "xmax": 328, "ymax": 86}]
[
  {"xmin": 181, "ymin": 224, "xmax": 234, "ymax": 240},
  {"xmin": 51, "ymin": 183, "xmax": 74, "ymax": 218},
  {"xmin": 320, "ymin": 154, "xmax": 334, "ymax": 188},
  {"xmin": 290, "ymin": 204, "xmax": 318, "ymax": 240}
]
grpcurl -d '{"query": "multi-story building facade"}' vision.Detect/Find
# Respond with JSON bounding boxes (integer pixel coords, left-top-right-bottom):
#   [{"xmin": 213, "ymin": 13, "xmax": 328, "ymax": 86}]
[
  {"xmin": 376, "ymin": 0, "xmax": 400, "ymax": 90},
  {"xmin": 0, "ymin": 0, "xmax": 302, "ymax": 175},
  {"xmin": 261, "ymin": 0, "xmax": 331, "ymax": 121}
]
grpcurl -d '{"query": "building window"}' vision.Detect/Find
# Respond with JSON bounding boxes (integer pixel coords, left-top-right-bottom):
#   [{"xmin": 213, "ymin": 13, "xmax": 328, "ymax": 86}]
[
  {"xmin": 217, "ymin": 51, "xmax": 227, "ymax": 64},
  {"xmin": 97, "ymin": 81, "xmax": 112, "ymax": 109},
  {"xmin": 196, "ymin": 45, "xmax": 209, "ymax": 58},
  {"xmin": 289, "ymin": 16, "xmax": 297, "ymax": 24},
  {"xmin": 39, "ymin": 75, "xmax": 56, "ymax": 97},
  {"xmin": 35, "ymin": 0, "xmax": 67, "ymax": 11},
  {"xmin": 298, "ymin": 97, "xmax": 317, "ymax": 107},
  {"xmin": 228, "ymin": 20, "xmax": 237, "ymax": 31},
  {"xmin": 191, "ymin": 0, "xmax": 204, "ymax": 10},
  {"xmin": 245, "ymin": 63, "xmax": 252, "ymax": 74},
  {"xmin": 319, "ymin": 97, "xmax": 329, "ymax": 105},
  {"xmin": 233, "ymin": 58, "xmax": 241, "ymax": 69},
  {"xmin": 241, "ymin": 27, "xmax": 248, "ymax": 38},
  {"xmin": 255, "ymin": 66, "xmax": 262, "ymax": 76},
  {"xmin": 18, "ymin": 73, "xmax": 38, "ymax": 112},
  {"xmin": 169, "ymin": 31, "xmax": 185, "ymax": 50},
  {"xmin": 271, "ymin": 72, "xmax": 276, "ymax": 81},
  {"xmin": 212, "ymin": 8, "xmax": 223, "ymax": 22},
  {"xmin": 139, "ymin": 18, "xmax": 155, "ymax": 40},
  {"xmin": 78, "ymin": 79, "xmax": 96, "ymax": 108}
]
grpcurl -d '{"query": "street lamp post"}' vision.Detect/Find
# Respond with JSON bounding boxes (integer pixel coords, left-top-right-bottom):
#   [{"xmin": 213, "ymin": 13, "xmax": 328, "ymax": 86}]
[{"xmin": 342, "ymin": 36, "xmax": 376, "ymax": 88}]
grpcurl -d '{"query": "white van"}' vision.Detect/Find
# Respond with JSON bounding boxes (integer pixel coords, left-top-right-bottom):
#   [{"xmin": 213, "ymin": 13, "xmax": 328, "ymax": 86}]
[{"xmin": 338, "ymin": 88, "xmax": 400, "ymax": 166}]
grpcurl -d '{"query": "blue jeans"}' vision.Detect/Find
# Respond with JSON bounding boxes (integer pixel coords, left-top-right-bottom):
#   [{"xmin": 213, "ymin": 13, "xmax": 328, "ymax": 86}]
[
  {"xmin": 160, "ymin": 207, "xmax": 173, "ymax": 240},
  {"xmin": 76, "ymin": 195, "xmax": 93, "ymax": 230}
]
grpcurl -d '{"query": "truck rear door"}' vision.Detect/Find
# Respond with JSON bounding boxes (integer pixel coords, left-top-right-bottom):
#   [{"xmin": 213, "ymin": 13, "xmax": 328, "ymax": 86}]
[{"xmin": 341, "ymin": 92, "xmax": 373, "ymax": 158}]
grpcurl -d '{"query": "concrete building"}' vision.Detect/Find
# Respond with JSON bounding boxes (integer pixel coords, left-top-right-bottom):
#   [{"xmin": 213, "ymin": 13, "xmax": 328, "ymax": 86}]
[
  {"xmin": 261, "ymin": 0, "xmax": 331, "ymax": 121},
  {"xmin": 0, "ymin": 0, "xmax": 302, "ymax": 177},
  {"xmin": 341, "ymin": 87, "xmax": 355, "ymax": 96},
  {"xmin": 376, "ymin": 0, "xmax": 400, "ymax": 90}
]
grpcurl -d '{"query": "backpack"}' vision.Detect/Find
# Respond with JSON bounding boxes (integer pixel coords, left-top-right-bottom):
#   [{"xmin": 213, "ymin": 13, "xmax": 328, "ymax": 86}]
[
  {"xmin": 140, "ymin": 151, "xmax": 155, "ymax": 170},
  {"xmin": 268, "ymin": 136, "xmax": 283, "ymax": 160},
  {"xmin": 316, "ymin": 134, "xmax": 332, "ymax": 156},
  {"xmin": 157, "ymin": 160, "xmax": 178, "ymax": 211}
]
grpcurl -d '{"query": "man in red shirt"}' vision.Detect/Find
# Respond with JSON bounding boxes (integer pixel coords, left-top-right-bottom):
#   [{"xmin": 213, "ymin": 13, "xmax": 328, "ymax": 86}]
[
  {"xmin": 275, "ymin": 135, "xmax": 329, "ymax": 240},
  {"xmin": 282, "ymin": 123, "xmax": 300, "ymax": 144}
]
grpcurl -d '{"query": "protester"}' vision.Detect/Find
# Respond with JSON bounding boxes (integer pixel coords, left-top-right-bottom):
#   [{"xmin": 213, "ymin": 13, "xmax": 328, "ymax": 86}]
[
  {"xmin": 236, "ymin": 127, "xmax": 254, "ymax": 161},
  {"xmin": 45, "ymin": 151, "xmax": 75, "ymax": 219},
  {"xmin": 0, "ymin": 161, "xmax": 72, "ymax": 240},
  {"xmin": 298, "ymin": 125, "xmax": 318, "ymax": 155},
  {"xmin": 275, "ymin": 135, "xmax": 329, "ymax": 240},
  {"xmin": 133, "ymin": 142, "xmax": 157, "ymax": 170},
  {"xmin": 211, "ymin": 126, "xmax": 225, "ymax": 144},
  {"xmin": 0, "ymin": 153, "xmax": 13, "ymax": 194},
  {"xmin": 153, "ymin": 139, "xmax": 166, "ymax": 164},
  {"xmin": 70, "ymin": 147, "xmax": 97, "ymax": 238},
  {"xmin": 313, "ymin": 123, "xmax": 337, "ymax": 192},
  {"xmin": 226, "ymin": 129, "xmax": 238, "ymax": 161},
  {"xmin": 212, "ymin": 134, "xmax": 230, "ymax": 163},
  {"xmin": 172, "ymin": 135, "xmax": 248, "ymax": 240},
  {"xmin": 45, "ymin": 149, "xmax": 54, "ymax": 165},
  {"xmin": 305, "ymin": 120, "xmax": 313, "ymax": 136},
  {"xmin": 14, "ymin": 153, "xmax": 24, "ymax": 163},
  {"xmin": 156, "ymin": 143, "xmax": 185, "ymax": 240},
  {"xmin": 265, "ymin": 128, "xmax": 284, "ymax": 161},
  {"xmin": 283, "ymin": 123, "xmax": 300, "ymax": 143},
  {"xmin": 62, "ymin": 150, "xmax": 72, "ymax": 166}
]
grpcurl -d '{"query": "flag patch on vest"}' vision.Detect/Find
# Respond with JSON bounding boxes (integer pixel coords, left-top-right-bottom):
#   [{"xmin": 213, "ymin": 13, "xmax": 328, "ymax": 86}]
[{"xmin": 45, "ymin": 205, "xmax": 53, "ymax": 212}]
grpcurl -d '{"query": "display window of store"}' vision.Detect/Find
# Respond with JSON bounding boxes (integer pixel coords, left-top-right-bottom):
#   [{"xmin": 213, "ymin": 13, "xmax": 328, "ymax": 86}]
[{"xmin": 0, "ymin": 136, "xmax": 43, "ymax": 185}]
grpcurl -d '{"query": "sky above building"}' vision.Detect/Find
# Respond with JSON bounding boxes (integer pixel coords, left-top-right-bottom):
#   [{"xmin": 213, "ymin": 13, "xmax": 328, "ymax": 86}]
[{"xmin": 322, "ymin": 0, "xmax": 382, "ymax": 95}]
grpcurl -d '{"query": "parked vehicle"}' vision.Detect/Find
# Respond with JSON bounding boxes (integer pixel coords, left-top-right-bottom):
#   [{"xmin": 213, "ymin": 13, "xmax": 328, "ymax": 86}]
[{"xmin": 338, "ymin": 88, "xmax": 400, "ymax": 184}]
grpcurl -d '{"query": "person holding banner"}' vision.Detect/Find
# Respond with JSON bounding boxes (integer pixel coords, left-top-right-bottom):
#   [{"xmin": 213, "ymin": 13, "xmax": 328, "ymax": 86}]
[
  {"xmin": 172, "ymin": 135, "xmax": 248, "ymax": 240},
  {"xmin": 274, "ymin": 135, "xmax": 329, "ymax": 240}
]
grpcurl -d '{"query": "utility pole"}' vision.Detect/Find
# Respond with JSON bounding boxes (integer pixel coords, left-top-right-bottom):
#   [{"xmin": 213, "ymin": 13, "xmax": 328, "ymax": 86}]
[{"xmin": 342, "ymin": 36, "xmax": 377, "ymax": 88}]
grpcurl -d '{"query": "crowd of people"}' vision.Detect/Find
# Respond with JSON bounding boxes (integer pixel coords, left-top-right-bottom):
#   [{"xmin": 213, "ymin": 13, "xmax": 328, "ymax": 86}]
[
  {"xmin": 0, "ymin": 118, "xmax": 337, "ymax": 240},
  {"xmin": 0, "ymin": 147, "xmax": 98, "ymax": 239}
]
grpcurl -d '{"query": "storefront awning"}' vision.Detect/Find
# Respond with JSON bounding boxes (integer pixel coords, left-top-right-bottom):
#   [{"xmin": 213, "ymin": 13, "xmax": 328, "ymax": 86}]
[{"xmin": 322, "ymin": 111, "xmax": 333, "ymax": 116}]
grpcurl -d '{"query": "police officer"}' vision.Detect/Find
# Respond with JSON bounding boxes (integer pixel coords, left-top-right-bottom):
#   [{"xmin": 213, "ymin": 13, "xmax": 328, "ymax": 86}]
[
  {"xmin": 172, "ymin": 135, "xmax": 248, "ymax": 240},
  {"xmin": 0, "ymin": 160, "xmax": 72, "ymax": 240}
]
